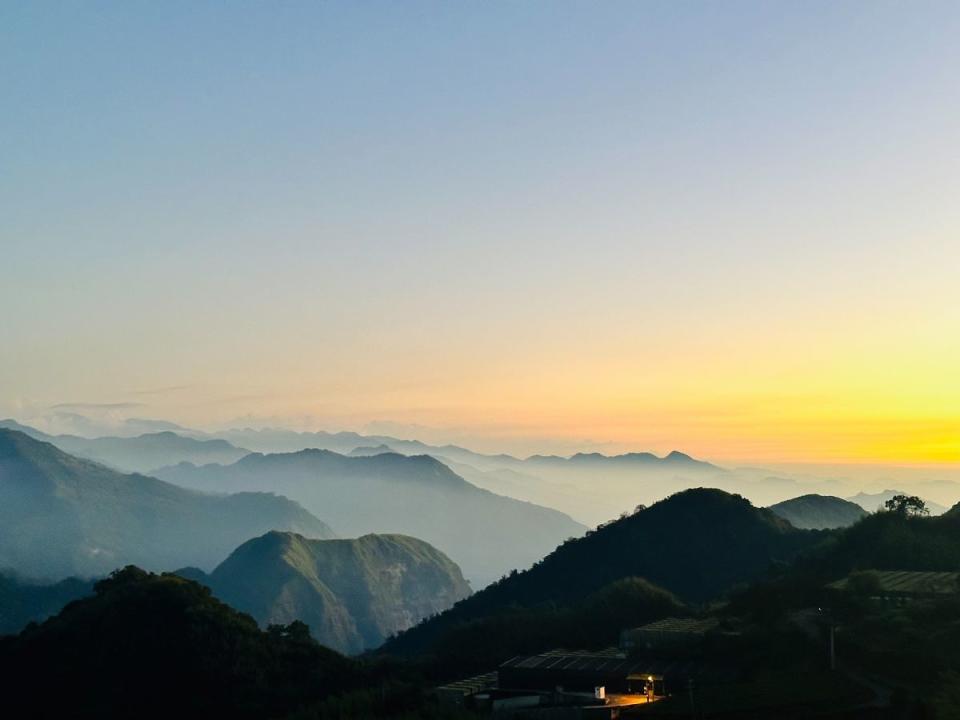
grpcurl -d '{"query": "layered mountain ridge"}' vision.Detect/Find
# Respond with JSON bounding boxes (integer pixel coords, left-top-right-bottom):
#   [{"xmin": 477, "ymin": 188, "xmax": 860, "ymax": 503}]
[
  {"xmin": 156, "ymin": 449, "xmax": 586, "ymax": 587},
  {"xmin": 0, "ymin": 429, "xmax": 333, "ymax": 580}
]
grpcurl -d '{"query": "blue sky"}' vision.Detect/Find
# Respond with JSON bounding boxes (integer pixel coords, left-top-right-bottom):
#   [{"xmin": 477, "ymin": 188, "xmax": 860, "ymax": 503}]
[{"xmin": 2, "ymin": 2, "xmax": 959, "ymax": 461}]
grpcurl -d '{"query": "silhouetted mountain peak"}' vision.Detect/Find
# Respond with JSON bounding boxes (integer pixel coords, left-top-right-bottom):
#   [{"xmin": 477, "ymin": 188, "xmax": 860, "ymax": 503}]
[
  {"xmin": 348, "ymin": 444, "xmax": 395, "ymax": 457},
  {"xmin": 383, "ymin": 487, "xmax": 817, "ymax": 659},
  {"xmin": 769, "ymin": 494, "xmax": 867, "ymax": 530},
  {"xmin": 524, "ymin": 449, "xmax": 720, "ymax": 472}
]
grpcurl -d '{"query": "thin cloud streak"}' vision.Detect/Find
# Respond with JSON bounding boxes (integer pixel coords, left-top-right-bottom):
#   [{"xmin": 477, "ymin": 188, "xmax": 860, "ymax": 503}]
[{"xmin": 49, "ymin": 402, "xmax": 145, "ymax": 410}]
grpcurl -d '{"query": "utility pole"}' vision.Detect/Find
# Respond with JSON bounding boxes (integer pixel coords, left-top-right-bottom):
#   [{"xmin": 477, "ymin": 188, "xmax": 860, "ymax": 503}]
[
  {"xmin": 829, "ymin": 623, "xmax": 836, "ymax": 671},
  {"xmin": 688, "ymin": 678, "xmax": 696, "ymax": 719}
]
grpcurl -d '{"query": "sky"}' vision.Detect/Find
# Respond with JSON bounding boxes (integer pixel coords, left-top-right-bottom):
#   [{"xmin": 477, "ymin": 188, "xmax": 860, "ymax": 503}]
[{"xmin": 1, "ymin": 1, "xmax": 959, "ymax": 463}]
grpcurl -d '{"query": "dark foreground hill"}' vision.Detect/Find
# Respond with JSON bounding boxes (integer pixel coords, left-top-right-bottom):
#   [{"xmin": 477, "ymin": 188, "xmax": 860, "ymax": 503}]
[
  {"xmin": 0, "ymin": 429, "xmax": 334, "ymax": 579},
  {"xmin": 156, "ymin": 450, "xmax": 586, "ymax": 587},
  {"xmin": 808, "ymin": 504, "xmax": 960, "ymax": 577},
  {"xmin": 768, "ymin": 494, "xmax": 868, "ymax": 530},
  {"xmin": 184, "ymin": 532, "xmax": 471, "ymax": 654},
  {"xmin": 0, "ymin": 567, "xmax": 359, "ymax": 720},
  {"xmin": 381, "ymin": 488, "xmax": 819, "ymax": 665}
]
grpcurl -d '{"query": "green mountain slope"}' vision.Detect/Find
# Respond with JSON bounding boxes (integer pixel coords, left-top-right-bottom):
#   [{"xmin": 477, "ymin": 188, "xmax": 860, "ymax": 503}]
[
  {"xmin": 768, "ymin": 493, "xmax": 868, "ymax": 530},
  {"xmin": 382, "ymin": 488, "xmax": 819, "ymax": 658},
  {"xmin": 156, "ymin": 449, "xmax": 586, "ymax": 587},
  {"xmin": 190, "ymin": 531, "xmax": 471, "ymax": 653},
  {"xmin": 0, "ymin": 429, "xmax": 334, "ymax": 579}
]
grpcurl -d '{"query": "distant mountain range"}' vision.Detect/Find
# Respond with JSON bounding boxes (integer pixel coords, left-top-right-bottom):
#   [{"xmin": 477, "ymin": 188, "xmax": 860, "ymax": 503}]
[
  {"xmin": 0, "ymin": 419, "xmax": 250, "ymax": 474},
  {"xmin": 0, "ymin": 429, "xmax": 334, "ymax": 580},
  {"xmin": 2, "ymin": 419, "xmax": 728, "ymax": 526},
  {"xmin": 768, "ymin": 494, "xmax": 867, "ymax": 530},
  {"xmin": 208, "ymin": 426, "xmax": 722, "ymax": 474},
  {"xmin": 347, "ymin": 444, "xmax": 396, "ymax": 457},
  {"xmin": 180, "ymin": 531, "xmax": 471, "ymax": 653},
  {"xmin": 203, "ymin": 427, "xmax": 521, "ymax": 466},
  {"xmin": 187, "ymin": 427, "xmax": 725, "ymax": 524},
  {"xmin": 846, "ymin": 489, "xmax": 948, "ymax": 516},
  {"xmin": 155, "ymin": 450, "xmax": 586, "ymax": 587},
  {"xmin": 524, "ymin": 449, "xmax": 720, "ymax": 471}
]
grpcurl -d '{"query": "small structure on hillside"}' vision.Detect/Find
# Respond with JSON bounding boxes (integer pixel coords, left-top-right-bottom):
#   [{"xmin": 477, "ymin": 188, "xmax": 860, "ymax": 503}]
[
  {"xmin": 620, "ymin": 617, "xmax": 722, "ymax": 654},
  {"xmin": 435, "ymin": 671, "xmax": 497, "ymax": 708},
  {"xmin": 437, "ymin": 649, "xmax": 674, "ymax": 718},
  {"xmin": 498, "ymin": 650, "xmax": 667, "ymax": 698},
  {"xmin": 828, "ymin": 570, "xmax": 959, "ymax": 603}
]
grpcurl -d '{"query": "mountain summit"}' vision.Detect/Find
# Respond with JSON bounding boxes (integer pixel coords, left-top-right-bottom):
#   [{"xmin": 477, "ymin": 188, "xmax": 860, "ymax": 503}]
[
  {"xmin": 768, "ymin": 494, "xmax": 867, "ymax": 530},
  {"xmin": 189, "ymin": 531, "xmax": 471, "ymax": 654},
  {"xmin": 383, "ymin": 488, "xmax": 819, "ymax": 658}
]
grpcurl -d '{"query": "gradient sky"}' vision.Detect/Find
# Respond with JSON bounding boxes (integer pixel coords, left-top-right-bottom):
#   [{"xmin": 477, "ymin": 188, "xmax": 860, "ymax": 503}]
[{"xmin": 2, "ymin": 2, "xmax": 959, "ymax": 462}]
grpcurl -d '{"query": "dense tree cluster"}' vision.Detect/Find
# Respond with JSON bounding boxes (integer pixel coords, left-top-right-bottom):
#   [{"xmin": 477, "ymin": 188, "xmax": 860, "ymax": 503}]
[
  {"xmin": 0, "ymin": 567, "xmax": 359, "ymax": 719},
  {"xmin": 884, "ymin": 494, "xmax": 929, "ymax": 517}
]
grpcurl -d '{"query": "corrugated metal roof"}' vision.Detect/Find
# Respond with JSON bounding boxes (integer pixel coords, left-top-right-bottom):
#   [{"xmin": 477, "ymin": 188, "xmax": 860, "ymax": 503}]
[
  {"xmin": 497, "ymin": 650, "xmax": 736, "ymax": 683},
  {"xmin": 436, "ymin": 671, "xmax": 497, "ymax": 694},
  {"xmin": 828, "ymin": 570, "xmax": 959, "ymax": 595},
  {"xmin": 500, "ymin": 652, "xmax": 693, "ymax": 676},
  {"xmin": 629, "ymin": 617, "xmax": 720, "ymax": 634}
]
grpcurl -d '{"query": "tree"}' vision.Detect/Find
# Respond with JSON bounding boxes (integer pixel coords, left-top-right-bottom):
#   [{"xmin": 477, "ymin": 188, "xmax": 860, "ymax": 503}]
[{"xmin": 883, "ymin": 494, "xmax": 928, "ymax": 517}]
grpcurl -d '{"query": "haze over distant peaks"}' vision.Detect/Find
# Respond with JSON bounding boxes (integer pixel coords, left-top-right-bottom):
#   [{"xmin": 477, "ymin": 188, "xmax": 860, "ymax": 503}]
[
  {"xmin": 0, "ymin": 420, "xmax": 250, "ymax": 474},
  {"xmin": 347, "ymin": 444, "xmax": 396, "ymax": 457},
  {"xmin": 846, "ymin": 489, "xmax": 948, "ymax": 516},
  {"xmin": 0, "ymin": 429, "xmax": 333, "ymax": 580},
  {"xmin": 768, "ymin": 494, "xmax": 867, "ymax": 530},
  {"xmin": 155, "ymin": 448, "xmax": 586, "ymax": 587},
  {"xmin": 196, "ymin": 424, "xmax": 722, "ymax": 472},
  {"xmin": 525, "ymin": 449, "xmax": 720, "ymax": 471}
]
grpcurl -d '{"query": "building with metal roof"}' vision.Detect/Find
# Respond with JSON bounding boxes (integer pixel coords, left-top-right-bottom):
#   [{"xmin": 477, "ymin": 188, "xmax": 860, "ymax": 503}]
[
  {"xmin": 620, "ymin": 616, "xmax": 737, "ymax": 654},
  {"xmin": 828, "ymin": 570, "xmax": 960, "ymax": 601},
  {"xmin": 498, "ymin": 650, "xmax": 698, "ymax": 696},
  {"xmin": 435, "ymin": 672, "xmax": 498, "ymax": 708}
]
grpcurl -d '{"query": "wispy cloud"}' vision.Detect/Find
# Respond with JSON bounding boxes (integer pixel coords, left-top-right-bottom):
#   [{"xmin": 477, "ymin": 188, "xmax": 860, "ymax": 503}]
[
  {"xmin": 130, "ymin": 385, "xmax": 192, "ymax": 396},
  {"xmin": 49, "ymin": 402, "xmax": 145, "ymax": 410}
]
